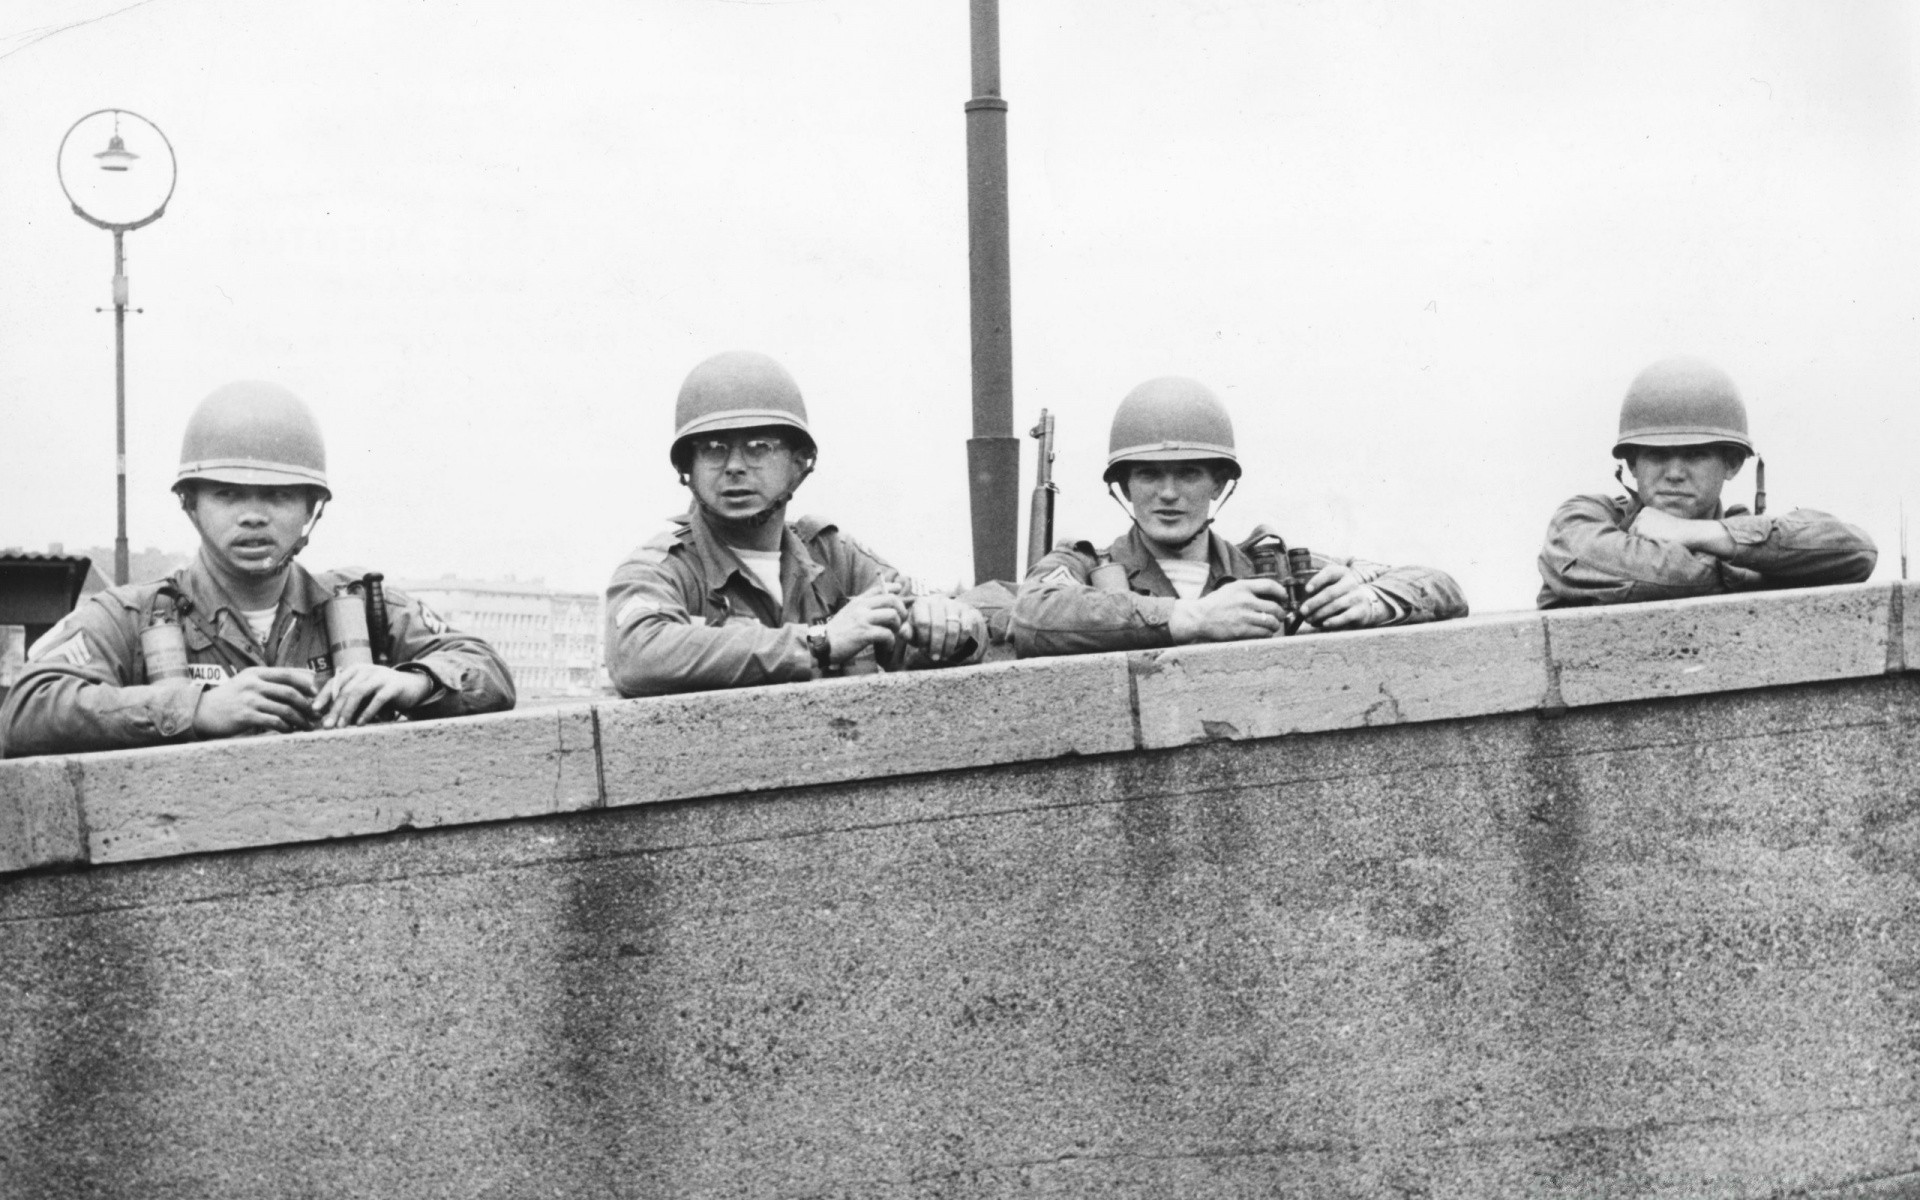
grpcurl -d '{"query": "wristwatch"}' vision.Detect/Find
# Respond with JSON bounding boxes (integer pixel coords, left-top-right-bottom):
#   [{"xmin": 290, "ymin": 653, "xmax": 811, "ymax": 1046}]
[{"xmin": 807, "ymin": 621, "xmax": 835, "ymax": 673}]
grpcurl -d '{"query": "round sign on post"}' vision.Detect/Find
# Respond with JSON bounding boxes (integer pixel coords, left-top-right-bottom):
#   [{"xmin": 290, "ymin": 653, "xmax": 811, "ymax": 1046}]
[{"xmin": 57, "ymin": 109, "xmax": 176, "ymax": 231}]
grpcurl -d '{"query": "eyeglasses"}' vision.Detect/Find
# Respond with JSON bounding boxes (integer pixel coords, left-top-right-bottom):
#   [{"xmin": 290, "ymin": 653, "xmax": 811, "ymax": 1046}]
[{"xmin": 690, "ymin": 436, "xmax": 790, "ymax": 467}]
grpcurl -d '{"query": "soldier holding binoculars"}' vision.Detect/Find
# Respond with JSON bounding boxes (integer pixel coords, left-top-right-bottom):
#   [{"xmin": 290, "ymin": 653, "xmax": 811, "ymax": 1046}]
[{"xmin": 1013, "ymin": 376, "xmax": 1467, "ymax": 657}]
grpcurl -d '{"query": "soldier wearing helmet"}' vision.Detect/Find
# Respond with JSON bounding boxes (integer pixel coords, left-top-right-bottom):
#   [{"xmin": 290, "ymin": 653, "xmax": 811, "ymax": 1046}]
[
  {"xmin": 1012, "ymin": 376, "xmax": 1467, "ymax": 656},
  {"xmin": 1, "ymin": 382, "xmax": 515, "ymax": 758},
  {"xmin": 604, "ymin": 351, "xmax": 988, "ymax": 696},
  {"xmin": 1536, "ymin": 357, "xmax": 1876, "ymax": 607}
]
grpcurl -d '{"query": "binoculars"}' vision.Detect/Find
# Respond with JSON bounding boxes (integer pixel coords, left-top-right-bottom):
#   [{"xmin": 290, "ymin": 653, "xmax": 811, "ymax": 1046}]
[{"xmin": 1247, "ymin": 536, "xmax": 1314, "ymax": 636}]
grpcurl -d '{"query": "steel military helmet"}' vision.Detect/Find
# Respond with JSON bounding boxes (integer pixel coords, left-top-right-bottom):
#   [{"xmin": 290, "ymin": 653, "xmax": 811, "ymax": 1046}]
[
  {"xmin": 1102, "ymin": 376, "xmax": 1241, "ymax": 486},
  {"xmin": 1613, "ymin": 357, "xmax": 1753, "ymax": 459},
  {"xmin": 174, "ymin": 381, "xmax": 331, "ymax": 499},
  {"xmin": 669, "ymin": 351, "xmax": 817, "ymax": 473}
]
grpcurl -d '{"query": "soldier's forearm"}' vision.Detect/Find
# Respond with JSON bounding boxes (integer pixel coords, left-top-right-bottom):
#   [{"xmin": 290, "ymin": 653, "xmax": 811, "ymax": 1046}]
[
  {"xmin": 608, "ymin": 622, "xmax": 813, "ymax": 697},
  {"xmin": 1, "ymin": 675, "xmax": 201, "ymax": 757}
]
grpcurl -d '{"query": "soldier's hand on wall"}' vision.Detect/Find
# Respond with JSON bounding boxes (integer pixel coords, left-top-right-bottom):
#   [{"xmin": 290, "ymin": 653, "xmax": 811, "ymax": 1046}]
[
  {"xmin": 192, "ymin": 667, "xmax": 319, "ymax": 738},
  {"xmin": 827, "ymin": 584, "xmax": 910, "ymax": 664},
  {"xmin": 1299, "ymin": 564, "xmax": 1389, "ymax": 630},
  {"xmin": 1629, "ymin": 507, "xmax": 1736, "ymax": 557},
  {"xmin": 315, "ymin": 664, "xmax": 434, "ymax": 729},
  {"xmin": 1170, "ymin": 579, "xmax": 1289, "ymax": 643},
  {"xmin": 907, "ymin": 595, "xmax": 988, "ymax": 664}
]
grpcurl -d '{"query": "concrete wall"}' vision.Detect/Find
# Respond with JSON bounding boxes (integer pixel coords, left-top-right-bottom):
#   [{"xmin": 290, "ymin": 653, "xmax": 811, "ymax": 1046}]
[{"xmin": 3, "ymin": 583, "xmax": 1919, "ymax": 1197}]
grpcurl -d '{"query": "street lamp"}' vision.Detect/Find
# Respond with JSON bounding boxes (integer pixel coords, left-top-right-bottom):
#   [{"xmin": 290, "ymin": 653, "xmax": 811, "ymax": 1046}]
[
  {"xmin": 965, "ymin": 0, "xmax": 1018, "ymax": 584},
  {"xmin": 57, "ymin": 110, "xmax": 177, "ymax": 587}
]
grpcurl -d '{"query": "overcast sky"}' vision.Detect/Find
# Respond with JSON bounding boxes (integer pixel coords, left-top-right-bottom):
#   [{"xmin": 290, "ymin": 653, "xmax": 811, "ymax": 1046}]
[{"xmin": 2, "ymin": 1, "xmax": 1914, "ymax": 612}]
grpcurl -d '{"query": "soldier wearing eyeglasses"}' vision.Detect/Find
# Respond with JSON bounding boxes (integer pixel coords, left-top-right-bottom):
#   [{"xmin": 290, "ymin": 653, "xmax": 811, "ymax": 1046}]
[{"xmin": 604, "ymin": 351, "xmax": 988, "ymax": 697}]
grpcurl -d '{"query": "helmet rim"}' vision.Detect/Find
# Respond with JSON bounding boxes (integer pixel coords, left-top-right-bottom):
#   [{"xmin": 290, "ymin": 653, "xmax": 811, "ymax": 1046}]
[
  {"xmin": 1612, "ymin": 430, "xmax": 1753, "ymax": 457},
  {"xmin": 672, "ymin": 409, "xmax": 814, "ymax": 444},
  {"xmin": 1102, "ymin": 445, "xmax": 1241, "ymax": 487},
  {"xmin": 174, "ymin": 461, "xmax": 332, "ymax": 498}
]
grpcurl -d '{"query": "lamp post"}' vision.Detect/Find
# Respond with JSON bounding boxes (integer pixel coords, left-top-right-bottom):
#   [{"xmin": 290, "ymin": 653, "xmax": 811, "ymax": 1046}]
[
  {"xmin": 965, "ymin": 0, "xmax": 1019, "ymax": 584},
  {"xmin": 57, "ymin": 109, "xmax": 177, "ymax": 587}
]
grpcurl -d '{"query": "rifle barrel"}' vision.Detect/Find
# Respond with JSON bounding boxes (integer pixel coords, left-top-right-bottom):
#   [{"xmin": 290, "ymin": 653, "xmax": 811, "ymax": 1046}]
[{"xmin": 1025, "ymin": 408, "xmax": 1057, "ymax": 570}]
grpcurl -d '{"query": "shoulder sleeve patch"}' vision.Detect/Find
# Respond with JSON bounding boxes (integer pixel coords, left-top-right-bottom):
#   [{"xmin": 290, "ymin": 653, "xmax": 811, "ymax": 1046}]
[
  {"xmin": 31, "ymin": 628, "xmax": 94, "ymax": 667},
  {"xmin": 413, "ymin": 600, "xmax": 451, "ymax": 634},
  {"xmin": 25, "ymin": 614, "xmax": 73, "ymax": 660},
  {"xmin": 614, "ymin": 596, "xmax": 663, "ymax": 629}
]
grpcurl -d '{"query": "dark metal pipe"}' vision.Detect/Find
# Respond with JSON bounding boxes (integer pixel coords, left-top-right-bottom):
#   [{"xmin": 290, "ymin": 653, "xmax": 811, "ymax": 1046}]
[{"xmin": 965, "ymin": 0, "xmax": 1018, "ymax": 583}]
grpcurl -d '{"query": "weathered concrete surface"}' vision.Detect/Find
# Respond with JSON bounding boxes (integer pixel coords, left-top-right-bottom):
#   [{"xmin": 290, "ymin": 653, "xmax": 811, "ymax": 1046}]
[
  {"xmin": 0, "ymin": 757, "xmax": 82, "ymax": 873},
  {"xmin": 6, "ymin": 581, "xmax": 1915, "ymax": 865},
  {"xmin": 1548, "ymin": 583, "xmax": 1892, "ymax": 709},
  {"xmin": 1130, "ymin": 611, "xmax": 1547, "ymax": 748},
  {"xmin": 597, "ymin": 653, "xmax": 1134, "ymax": 806},
  {"xmin": 78, "ymin": 705, "xmax": 602, "ymax": 863},
  {"xmin": 5, "ymin": 672, "xmax": 1920, "ymax": 1198}
]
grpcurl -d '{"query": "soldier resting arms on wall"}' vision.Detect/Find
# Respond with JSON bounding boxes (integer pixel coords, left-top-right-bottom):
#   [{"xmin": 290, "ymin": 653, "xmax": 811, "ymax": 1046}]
[
  {"xmin": 1536, "ymin": 357, "xmax": 1876, "ymax": 607},
  {"xmin": 0, "ymin": 382, "xmax": 516, "ymax": 758},
  {"xmin": 1013, "ymin": 376, "xmax": 1467, "ymax": 657},
  {"xmin": 605, "ymin": 351, "xmax": 988, "ymax": 697}
]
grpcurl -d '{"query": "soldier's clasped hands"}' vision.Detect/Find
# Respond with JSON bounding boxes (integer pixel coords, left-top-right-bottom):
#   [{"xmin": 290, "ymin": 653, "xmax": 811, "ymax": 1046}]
[
  {"xmin": 191, "ymin": 667, "xmax": 320, "ymax": 738},
  {"xmin": 906, "ymin": 593, "xmax": 988, "ymax": 664},
  {"xmin": 316, "ymin": 664, "xmax": 434, "ymax": 729}
]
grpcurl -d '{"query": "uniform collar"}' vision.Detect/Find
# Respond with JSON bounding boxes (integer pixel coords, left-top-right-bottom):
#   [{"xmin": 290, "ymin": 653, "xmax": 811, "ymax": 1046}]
[
  {"xmin": 1108, "ymin": 525, "xmax": 1245, "ymax": 592},
  {"xmin": 680, "ymin": 506, "xmax": 825, "ymax": 600},
  {"xmin": 178, "ymin": 551, "xmax": 321, "ymax": 620}
]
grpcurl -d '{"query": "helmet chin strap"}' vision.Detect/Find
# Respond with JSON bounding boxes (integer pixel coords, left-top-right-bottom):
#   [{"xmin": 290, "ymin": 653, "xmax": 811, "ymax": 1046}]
[
  {"xmin": 1614, "ymin": 463, "xmax": 1642, "ymax": 505},
  {"xmin": 1106, "ymin": 477, "xmax": 1237, "ymax": 553},
  {"xmin": 271, "ymin": 498, "xmax": 327, "ymax": 570}
]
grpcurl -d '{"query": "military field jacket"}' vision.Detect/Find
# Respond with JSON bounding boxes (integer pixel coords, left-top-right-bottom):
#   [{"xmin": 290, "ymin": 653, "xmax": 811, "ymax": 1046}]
[
  {"xmin": 0, "ymin": 556, "xmax": 516, "ymax": 758},
  {"xmin": 604, "ymin": 509, "xmax": 922, "ymax": 697},
  {"xmin": 1536, "ymin": 493, "xmax": 1878, "ymax": 608},
  {"xmin": 1011, "ymin": 525, "xmax": 1468, "ymax": 658}
]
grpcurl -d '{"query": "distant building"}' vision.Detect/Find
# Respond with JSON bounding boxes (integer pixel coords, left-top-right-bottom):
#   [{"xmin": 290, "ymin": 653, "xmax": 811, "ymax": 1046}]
[{"xmin": 395, "ymin": 577, "xmax": 607, "ymax": 697}]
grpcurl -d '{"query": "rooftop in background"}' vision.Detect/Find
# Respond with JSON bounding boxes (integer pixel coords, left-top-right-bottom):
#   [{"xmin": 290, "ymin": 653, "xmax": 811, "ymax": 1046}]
[{"xmin": 0, "ymin": 548, "xmax": 108, "ymax": 614}]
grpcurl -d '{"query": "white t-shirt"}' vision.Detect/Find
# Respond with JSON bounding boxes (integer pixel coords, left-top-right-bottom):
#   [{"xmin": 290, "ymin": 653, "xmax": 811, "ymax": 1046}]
[
  {"xmin": 1156, "ymin": 558, "xmax": 1210, "ymax": 601},
  {"xmin": 736, "ymin": 548, "xmax": 784, "ymax": 602},
  {"xmin": 242, "ymin": 606, "xmax": 277, "ymax": 645}
]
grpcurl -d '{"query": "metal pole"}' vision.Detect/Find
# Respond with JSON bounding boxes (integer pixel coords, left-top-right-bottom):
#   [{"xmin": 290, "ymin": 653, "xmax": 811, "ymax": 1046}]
[
  {"xmin": 965, "ymin": 0, "xmax": 1019, "ymax": 583},
  {"xmin": 112, "ymin": 229, "xmax": 129, "ymax": 586}
]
